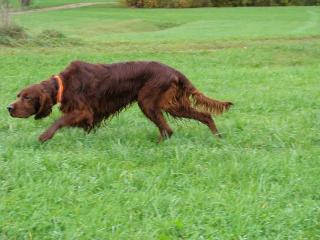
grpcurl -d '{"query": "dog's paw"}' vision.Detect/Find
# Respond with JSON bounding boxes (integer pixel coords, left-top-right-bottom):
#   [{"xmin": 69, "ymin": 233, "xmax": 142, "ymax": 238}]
[
  {"xmin": 39, "ymin": 131, "xmax": 53, "ymax": 143},
  {"xmin": 215, "ymin": 133, "xmax": 222, "ymax": 139}
]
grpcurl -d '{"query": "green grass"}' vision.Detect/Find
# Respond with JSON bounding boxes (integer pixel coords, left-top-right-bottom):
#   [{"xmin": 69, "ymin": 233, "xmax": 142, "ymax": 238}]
[{"xmin": 1, "ymin": 3, "xmax": 320, "ymax": 239}]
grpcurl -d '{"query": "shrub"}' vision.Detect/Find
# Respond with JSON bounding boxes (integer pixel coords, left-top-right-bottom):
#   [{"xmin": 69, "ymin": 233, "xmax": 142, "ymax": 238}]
[
  {"xmin": 20, "ymin": 0, "xmax": 32, "ymax": 7},
  {"xmin": 0, "ymin": 24, "xmax": 27, "ymax": 46},
  {"xmin": 38, "ymin": 29, "xmax": 66, "ymax": 39},
  {"xmin": 0, "ymin": 28, "xmax": 81, "ymax": 47},
  {"xmin": 125, "ymin": 0, "xmax": 320, "ymax": 7},
  {"xmin": 0, "ymin": 24, "xmax": 26, "ymax": 38},
  {"xmin": 31, "ymin": 29, "xmax": 81, "ymax": 47}
]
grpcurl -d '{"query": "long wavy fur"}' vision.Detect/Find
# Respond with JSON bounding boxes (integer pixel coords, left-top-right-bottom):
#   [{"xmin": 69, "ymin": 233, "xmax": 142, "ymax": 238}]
[{"xmin": 189, "ymin": 89, "xmax": 233, "ymax": 115}]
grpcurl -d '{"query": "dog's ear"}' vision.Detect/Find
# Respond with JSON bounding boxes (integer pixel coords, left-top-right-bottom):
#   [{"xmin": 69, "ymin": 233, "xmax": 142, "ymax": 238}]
[{"xmin": 35, "ymin": 91, "xmax": 53, "ymax": 120}]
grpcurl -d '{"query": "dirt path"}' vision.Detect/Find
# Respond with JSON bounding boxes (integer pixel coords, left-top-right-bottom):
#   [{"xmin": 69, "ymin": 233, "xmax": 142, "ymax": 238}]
[{"xmin": 12, "ymin": 2, "xmax": 116, "ymax": 15}]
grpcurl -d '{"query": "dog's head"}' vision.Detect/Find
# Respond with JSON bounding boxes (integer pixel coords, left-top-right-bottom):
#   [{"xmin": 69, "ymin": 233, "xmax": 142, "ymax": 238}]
[{"xmin": 8, "ymin": 83, "xmax": 54, "ymax": 120}]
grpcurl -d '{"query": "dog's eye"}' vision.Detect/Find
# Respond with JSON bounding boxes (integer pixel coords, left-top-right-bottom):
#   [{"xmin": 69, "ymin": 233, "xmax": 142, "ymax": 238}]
[{"xmin": 23, "ymin": 96, "xmax": 32, "ymax": 100}]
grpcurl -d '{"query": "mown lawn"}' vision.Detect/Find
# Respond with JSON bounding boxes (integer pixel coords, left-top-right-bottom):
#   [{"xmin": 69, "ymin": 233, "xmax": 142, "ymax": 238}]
[{"xmin": 0, "ymin": 4, "xmax": 320, "ymax": 239}]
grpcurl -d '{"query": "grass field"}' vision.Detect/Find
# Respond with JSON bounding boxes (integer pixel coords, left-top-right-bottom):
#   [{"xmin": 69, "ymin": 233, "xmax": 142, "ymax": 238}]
[{"xmin": 1, "ymin": 3, "xmax": 320, "ymax": 239}]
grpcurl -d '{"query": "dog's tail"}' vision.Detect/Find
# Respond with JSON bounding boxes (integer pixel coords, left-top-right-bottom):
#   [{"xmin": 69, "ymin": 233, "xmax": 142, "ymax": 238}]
[
  {"xmin": 190, "ymin": 89, "xmax": 233, "ymax": 115},
  {"xmin": 178, "ymin": 74, "xmax": 233, "ymax": 115}
]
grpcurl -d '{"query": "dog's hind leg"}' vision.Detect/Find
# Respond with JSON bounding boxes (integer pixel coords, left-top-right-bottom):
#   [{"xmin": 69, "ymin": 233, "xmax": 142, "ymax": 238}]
[
  {"xmin": 166, "ymin": 106, "xmax": 221, "ymax": 138},
  {"xmin": 138, "ymin": 82, "xmax": 174, "ymax": 141},
  {"xmin": 138, "ymin": 101, "xmax": 173, "ymax": 141}
]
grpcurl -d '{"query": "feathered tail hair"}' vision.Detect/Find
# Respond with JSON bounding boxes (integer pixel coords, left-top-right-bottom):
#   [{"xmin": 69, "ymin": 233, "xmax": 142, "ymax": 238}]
[
  {"xmin": 178, "ymin": 73, "xmax": 233, "ymax": 115},
  {"xmin": 190, "ymin": 89, "xmax": 233, "ymax": 115}
]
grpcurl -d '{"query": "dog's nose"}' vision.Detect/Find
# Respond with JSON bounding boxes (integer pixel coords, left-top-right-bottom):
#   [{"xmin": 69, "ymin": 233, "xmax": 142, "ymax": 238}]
[{"xmin": 7, "ymin": 105, "xmax": 14, "ymax": 113}]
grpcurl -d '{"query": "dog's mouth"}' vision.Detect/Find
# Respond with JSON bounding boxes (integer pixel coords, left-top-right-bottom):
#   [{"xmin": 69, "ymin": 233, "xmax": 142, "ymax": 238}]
[{"xmin": 9, "ymin": 111, "xmax": 32, "ymax": 118}]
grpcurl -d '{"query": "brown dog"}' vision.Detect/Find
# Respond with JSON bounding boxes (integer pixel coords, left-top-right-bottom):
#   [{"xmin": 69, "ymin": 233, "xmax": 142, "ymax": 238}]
[{"xmin": 8, "ymin": 61, "xmax": 233, "ymax": 142}]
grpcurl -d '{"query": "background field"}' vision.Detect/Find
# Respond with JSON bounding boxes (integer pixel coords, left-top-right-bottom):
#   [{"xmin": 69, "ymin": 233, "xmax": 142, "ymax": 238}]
[{"xmin": 1, "ymin": 2, "xmax": 320, "ymax": 239}]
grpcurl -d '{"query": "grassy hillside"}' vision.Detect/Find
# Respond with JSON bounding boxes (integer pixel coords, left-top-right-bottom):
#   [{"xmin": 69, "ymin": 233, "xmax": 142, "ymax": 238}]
[
  {"xmin": 13, "ymin": 6, "xmax": 320, "ymax": 40},
  {"xmin": 1, "ymin": 4, "xmax": 320, "ymax": 239}
]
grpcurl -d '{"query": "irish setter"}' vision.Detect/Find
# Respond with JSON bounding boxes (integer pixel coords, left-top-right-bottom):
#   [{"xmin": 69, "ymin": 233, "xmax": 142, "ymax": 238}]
[{"xmin": 8, "ymin": 61, "xmax": 233, "ymax": 142}]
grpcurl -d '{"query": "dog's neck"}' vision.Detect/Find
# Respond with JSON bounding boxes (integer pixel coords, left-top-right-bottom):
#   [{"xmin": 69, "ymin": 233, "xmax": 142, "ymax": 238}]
[{"xmin": 40, "ymin": 78, "xmax": 60, "ymax": 105}]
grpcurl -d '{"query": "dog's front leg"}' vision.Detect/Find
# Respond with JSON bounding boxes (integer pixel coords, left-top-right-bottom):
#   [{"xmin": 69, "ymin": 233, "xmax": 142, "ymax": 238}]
[{"xmin": 39, "ymin": 110, "xmax": 93, "ymax": 142}]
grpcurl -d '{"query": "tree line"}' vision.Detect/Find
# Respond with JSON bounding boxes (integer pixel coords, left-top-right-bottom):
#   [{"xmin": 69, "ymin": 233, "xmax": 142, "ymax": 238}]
[
  {"xmin": 125, "ymin": 0, "xmax": 320, "ymax": 7},
  {"xmin": 1, "ymin": 0, "xmax": 32, "ymax": 28}
]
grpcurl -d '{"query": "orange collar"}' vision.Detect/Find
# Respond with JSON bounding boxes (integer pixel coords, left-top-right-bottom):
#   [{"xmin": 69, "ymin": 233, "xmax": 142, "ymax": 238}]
[{"xmin": 54, "ymin": 75, "xmax": 64, "ymax": 103}]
